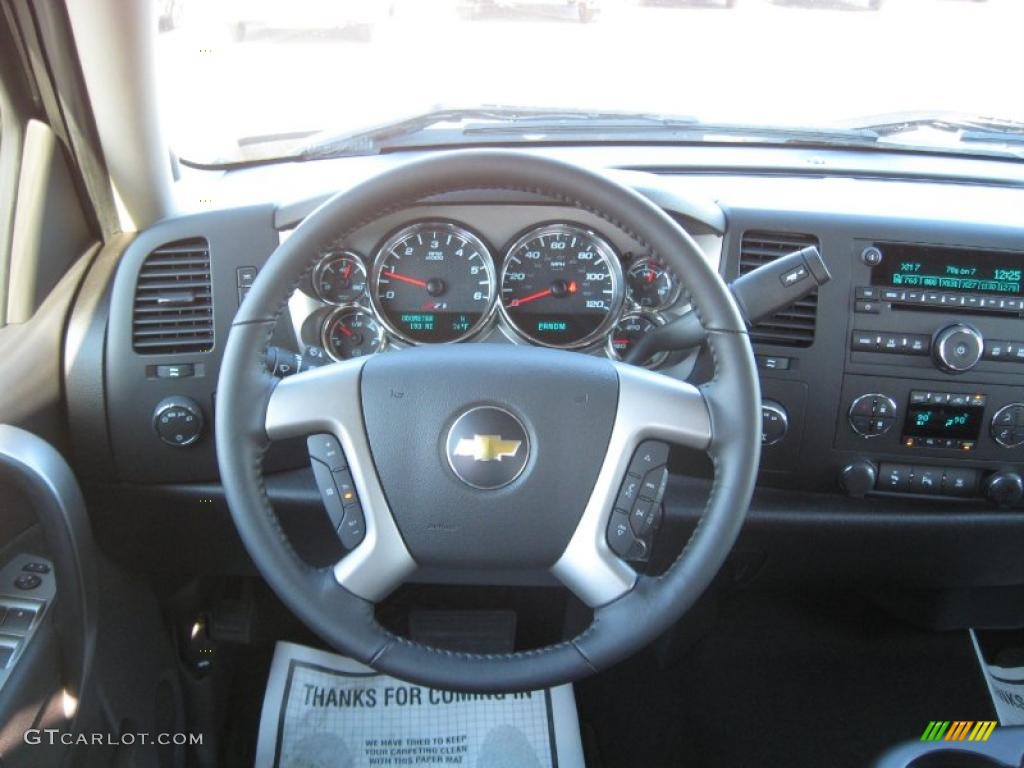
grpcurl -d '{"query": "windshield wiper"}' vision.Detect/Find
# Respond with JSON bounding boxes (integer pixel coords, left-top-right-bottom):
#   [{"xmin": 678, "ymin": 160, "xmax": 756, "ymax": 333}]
[
  {"xmin": 852, "ymin": 113, "xmax": 1024, "ymax": 146},
  {"xmin": 294, "ymin": 107, "xmax": 702, "ymax": 159}
]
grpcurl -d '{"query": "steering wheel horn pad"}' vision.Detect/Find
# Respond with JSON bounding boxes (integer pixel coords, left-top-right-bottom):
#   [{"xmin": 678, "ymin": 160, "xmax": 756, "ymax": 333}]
[
  {"xmin": 360, "ymin": 344, "xmax": 617, "ymax": 571},
  {"xmin": 217, "ymin": 150, "xmax": 761, "ymax": 692}
]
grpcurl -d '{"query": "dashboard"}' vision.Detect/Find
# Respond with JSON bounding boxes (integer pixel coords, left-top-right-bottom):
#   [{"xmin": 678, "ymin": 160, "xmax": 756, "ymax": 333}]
[
  {"xmin": 67, "ymin": 143, "xmax": 1024, "ymax": 600},
  {"xmin": 284, "ymin": 205, "xmax": 706, "ymax": 371}
]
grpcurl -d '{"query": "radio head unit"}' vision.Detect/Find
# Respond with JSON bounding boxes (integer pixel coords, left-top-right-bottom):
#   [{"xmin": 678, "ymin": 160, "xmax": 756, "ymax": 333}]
[{"xmin": 871, "ymin": 243, "xmax": 1023, "ymax": 298}]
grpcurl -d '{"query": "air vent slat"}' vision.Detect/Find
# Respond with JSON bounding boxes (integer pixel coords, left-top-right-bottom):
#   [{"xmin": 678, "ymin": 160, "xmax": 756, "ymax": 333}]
[
  {"xmin": 138, "ymin": 269, "xmax": 211, "ymax": 280},
  {"xmin": 136, "ymin": 280, "xmax": 211, "ymax": 292},
  {"xmin": 739, "ymin": 231, "xmax": 819, "ymax": 348},
  {"xmin": 131, "ymin": 238, "xmax": 214, "ymax": 354}
]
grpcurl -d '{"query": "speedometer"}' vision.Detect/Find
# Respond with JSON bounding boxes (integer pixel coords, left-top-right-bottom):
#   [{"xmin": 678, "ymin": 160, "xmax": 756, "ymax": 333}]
[
  {"xmin": 499, "ymin": 224, "xmax": 624, "ymax": 348},
  {"xmin": 370, "ymin": 222, "xmax": 496, "ymax": 344}
]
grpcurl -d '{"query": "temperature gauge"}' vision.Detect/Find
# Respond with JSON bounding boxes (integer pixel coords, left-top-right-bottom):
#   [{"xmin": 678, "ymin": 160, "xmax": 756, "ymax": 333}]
[
  {"xmin": 607, "ymin": 312, "xmax": 667, "ymax": 368},
  {"xmin": 313, "ymin": 250, "xmax": 368, "ymax": 305},
  {"xmin": 322, "ymin": 306, "xmax": 386, "ymax": 360},
  {"xmin": 626, "ymin": 258, "xmax": 680, "ymax": 310}
]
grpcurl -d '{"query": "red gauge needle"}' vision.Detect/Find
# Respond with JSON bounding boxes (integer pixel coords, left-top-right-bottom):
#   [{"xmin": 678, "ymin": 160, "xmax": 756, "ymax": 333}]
[
  {"xmin": 510, "ymin": 288, "xmax": 552, "ymax": 307},
  {"xmin": 613, "ymin": 338, "xmax": 630, "ymax": 345},
  {"xmin": 382, "ymin": 270, "xmax": 428, "ymax": 288},
  {"xmin": 342, "ymin": 263, "xmax": 352, "ymax": 280},
  {"xmin": 646, "ymin": 269, "xmax": 656, "ymax": 284},
  {"xmin": 338, "ymin": 324, "xmax": 353, "ymax": 338}
]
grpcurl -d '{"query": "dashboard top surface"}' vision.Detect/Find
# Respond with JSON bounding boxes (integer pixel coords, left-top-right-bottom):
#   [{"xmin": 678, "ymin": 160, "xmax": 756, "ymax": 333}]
[{"xmin": 175, "ymin": 144, "xmax": 1024, "ymax": 234}]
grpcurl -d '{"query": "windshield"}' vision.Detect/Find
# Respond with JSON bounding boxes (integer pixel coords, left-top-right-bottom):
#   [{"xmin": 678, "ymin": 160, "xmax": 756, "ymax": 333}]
[{"xmin": 156, "ymin": 0, "xmax": 1024, "ymax": 165}]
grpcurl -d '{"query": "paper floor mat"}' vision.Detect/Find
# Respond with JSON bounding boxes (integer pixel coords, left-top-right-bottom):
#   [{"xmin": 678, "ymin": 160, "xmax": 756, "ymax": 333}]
[
  {"xmin": 255, "ymin": 641, "xmax": 585, "ymax": 768},
  {"xmin": 971, "ymin": 629, "xmax": 1024, "ymax": 726}
]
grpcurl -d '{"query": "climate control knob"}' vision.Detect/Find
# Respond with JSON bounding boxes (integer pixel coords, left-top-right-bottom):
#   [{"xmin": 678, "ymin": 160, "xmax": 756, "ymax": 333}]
[
  {"xmin": 840, "ymin": 460, "xmax": 877, "ymax": 498},
  {"xmin": 990, "ymin": 403, "xmax": 1024, "ymax": 448},
  {"xmin": 933, "ymin": 324, "xmax": 984, "ymax": 373},
  {"xmin": 848, "ymin": 394, "xmax": 898, "ymax": 438},
  {"xmin": 984, "ymin": 471, "xmax": 1023, "ymax": 507},
  {"xmin": 153, "ymin": 396, "xmax": 204, "ymax": 447}
]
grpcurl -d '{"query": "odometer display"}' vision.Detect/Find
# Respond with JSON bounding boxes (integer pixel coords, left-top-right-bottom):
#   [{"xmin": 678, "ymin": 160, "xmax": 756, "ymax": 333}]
[
  {"xmin": 499, "ymin": 224, "xmax": 624, "ymax": 348},
  {"xmin": 370, "ymin": 222, "xmax": 496, "ymax": 344}
]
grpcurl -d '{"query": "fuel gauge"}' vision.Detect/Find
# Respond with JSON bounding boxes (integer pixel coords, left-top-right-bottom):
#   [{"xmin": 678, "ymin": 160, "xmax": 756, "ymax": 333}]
[
  {"xmin": 626, "ymin": 258, "xmax": 680, "ymax": 310},
  {"xmin": 322, "ymin": 306, "xmax": 386, "ymax": 360},
  {"xmin": 607, "ymin": 312, "xmax": 667, "ymax": 369}
]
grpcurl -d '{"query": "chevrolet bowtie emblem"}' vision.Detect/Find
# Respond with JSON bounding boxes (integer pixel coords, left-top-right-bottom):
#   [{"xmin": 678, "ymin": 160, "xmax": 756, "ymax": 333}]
[{"xmin": 453, "ymin": 434, "xmax": 522, "ymax": 462}]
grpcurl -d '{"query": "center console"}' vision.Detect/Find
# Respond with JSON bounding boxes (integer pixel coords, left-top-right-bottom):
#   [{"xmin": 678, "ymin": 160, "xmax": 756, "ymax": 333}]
[{"xmin": 837, "ymin": 240, "xmax": 1024, "ymax": 506}]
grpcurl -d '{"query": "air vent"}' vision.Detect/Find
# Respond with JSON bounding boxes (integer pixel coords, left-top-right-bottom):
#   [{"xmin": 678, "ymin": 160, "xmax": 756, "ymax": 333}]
[
  {"xmin": 739, "ymin": 231, "xmax": 820, "ymax": 348},
  {"xmin": 132, "ymin": 238, "xmax": 214, "ymax": 354}
]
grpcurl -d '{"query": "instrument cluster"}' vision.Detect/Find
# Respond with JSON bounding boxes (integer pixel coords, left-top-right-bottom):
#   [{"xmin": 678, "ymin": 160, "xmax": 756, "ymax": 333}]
[{"xmin": 304, "ymin": 219, "xmax": 684, "ymax": 368}]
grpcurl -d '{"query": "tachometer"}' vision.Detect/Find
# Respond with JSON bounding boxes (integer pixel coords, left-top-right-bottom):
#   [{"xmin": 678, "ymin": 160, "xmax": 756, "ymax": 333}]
[
  {"xmin": 499, "ymin": 223, "xmax": 624, "ymax": 348},
  {"xmin": 370, "ymin": 222, "xmax": 496, "ymax": 344}
]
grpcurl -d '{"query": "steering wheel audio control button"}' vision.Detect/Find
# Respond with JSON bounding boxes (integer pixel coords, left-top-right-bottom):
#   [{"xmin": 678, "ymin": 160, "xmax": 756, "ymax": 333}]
[
  {"xmin": 615, "ymin": 475, "xmax": 642, "ymax": 509},
  {"xmin": 630, "ymin": 499, "xmax": 661, "ymax": 538},
  {"xmin": 338, "ymin": 504, "xmax": 366, "ymax": 550},
  {"xmin": 640, "ymin": 467, "xmax": 669, "ymax": 500},
  {"xmin": 628, "ymin": 440, "xmax": 670, "ymax": 475},
  {"xmin": 310, "ymin": 458, "xmax": 346, "ymax": 529},
  {"xmin": 307, "ymin": 434, "xmax": 347, "ymax": 471},
  {"xmin": 606, "ymin": 510, "xmax": 638, "ymax": 558}
]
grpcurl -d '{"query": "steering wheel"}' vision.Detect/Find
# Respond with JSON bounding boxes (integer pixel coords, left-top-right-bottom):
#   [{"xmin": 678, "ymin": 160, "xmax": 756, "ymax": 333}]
[{"xmin": 216, "ymin": 150, "xmax": 760, "ymax": 692}]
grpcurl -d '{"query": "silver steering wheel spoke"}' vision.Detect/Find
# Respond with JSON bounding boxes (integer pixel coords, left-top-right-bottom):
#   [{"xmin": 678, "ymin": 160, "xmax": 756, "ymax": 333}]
[
  {"xmin": 265, "ymin": 359, "xmax": 416, "ymax": 602},
  {"xmin": 552, "ymin": 362, "xmax": 712, "ymax": 608}
]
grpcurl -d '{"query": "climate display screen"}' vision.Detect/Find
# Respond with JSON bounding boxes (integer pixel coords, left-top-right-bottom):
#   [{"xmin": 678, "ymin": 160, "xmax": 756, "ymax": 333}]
[
  {"xmin": 903, "ymin": 403, "xmax": 984, "ymax": 441},
  {"xmin": 871, "ymin": 244, "xmax": 1024, "ymax": 296}
]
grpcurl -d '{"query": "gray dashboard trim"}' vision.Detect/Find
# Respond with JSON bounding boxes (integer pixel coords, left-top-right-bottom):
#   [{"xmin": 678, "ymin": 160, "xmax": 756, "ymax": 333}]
[{"xmin": 273, "ymin": 168, "xmax": 726, "ymax": 234}]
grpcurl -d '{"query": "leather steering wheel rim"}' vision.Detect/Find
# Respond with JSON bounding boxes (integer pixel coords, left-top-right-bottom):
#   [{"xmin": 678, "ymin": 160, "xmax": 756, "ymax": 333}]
[{"xmin": 216, "ymin": 150, "xmax": 761, "ymax": 692}]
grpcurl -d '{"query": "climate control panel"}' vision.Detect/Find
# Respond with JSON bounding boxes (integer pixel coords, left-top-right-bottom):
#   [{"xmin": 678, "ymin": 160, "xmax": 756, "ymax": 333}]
[{"xmin": 843, "ymin": 387, "xmax": 1024, "ymax": 454}]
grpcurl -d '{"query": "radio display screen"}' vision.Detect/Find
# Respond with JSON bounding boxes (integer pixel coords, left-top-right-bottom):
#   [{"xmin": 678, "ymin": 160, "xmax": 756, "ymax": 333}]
[
  {"xmin": 871, "ymin": 244, "xmax": 1024, "ymax": 296},
  {"xmin": 903, "ymin": 403, "xmax": 984, "ymax": 441}
]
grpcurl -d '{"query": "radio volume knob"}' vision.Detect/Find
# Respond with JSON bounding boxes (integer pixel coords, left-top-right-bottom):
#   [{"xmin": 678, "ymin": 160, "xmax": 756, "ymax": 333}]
[{"xmin": 933, "ymin": 324, "xmax": 984, "ymax": 373}]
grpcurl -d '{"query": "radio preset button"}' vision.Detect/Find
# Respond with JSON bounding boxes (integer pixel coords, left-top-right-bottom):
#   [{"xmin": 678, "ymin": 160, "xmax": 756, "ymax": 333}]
[
  {"xmin": 850, "ymin": 331, "xmax": 930, "ymax": 356},
  {"xmin": 856, "ymin": 286, "xmax": 879, "ymax": 300}
]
